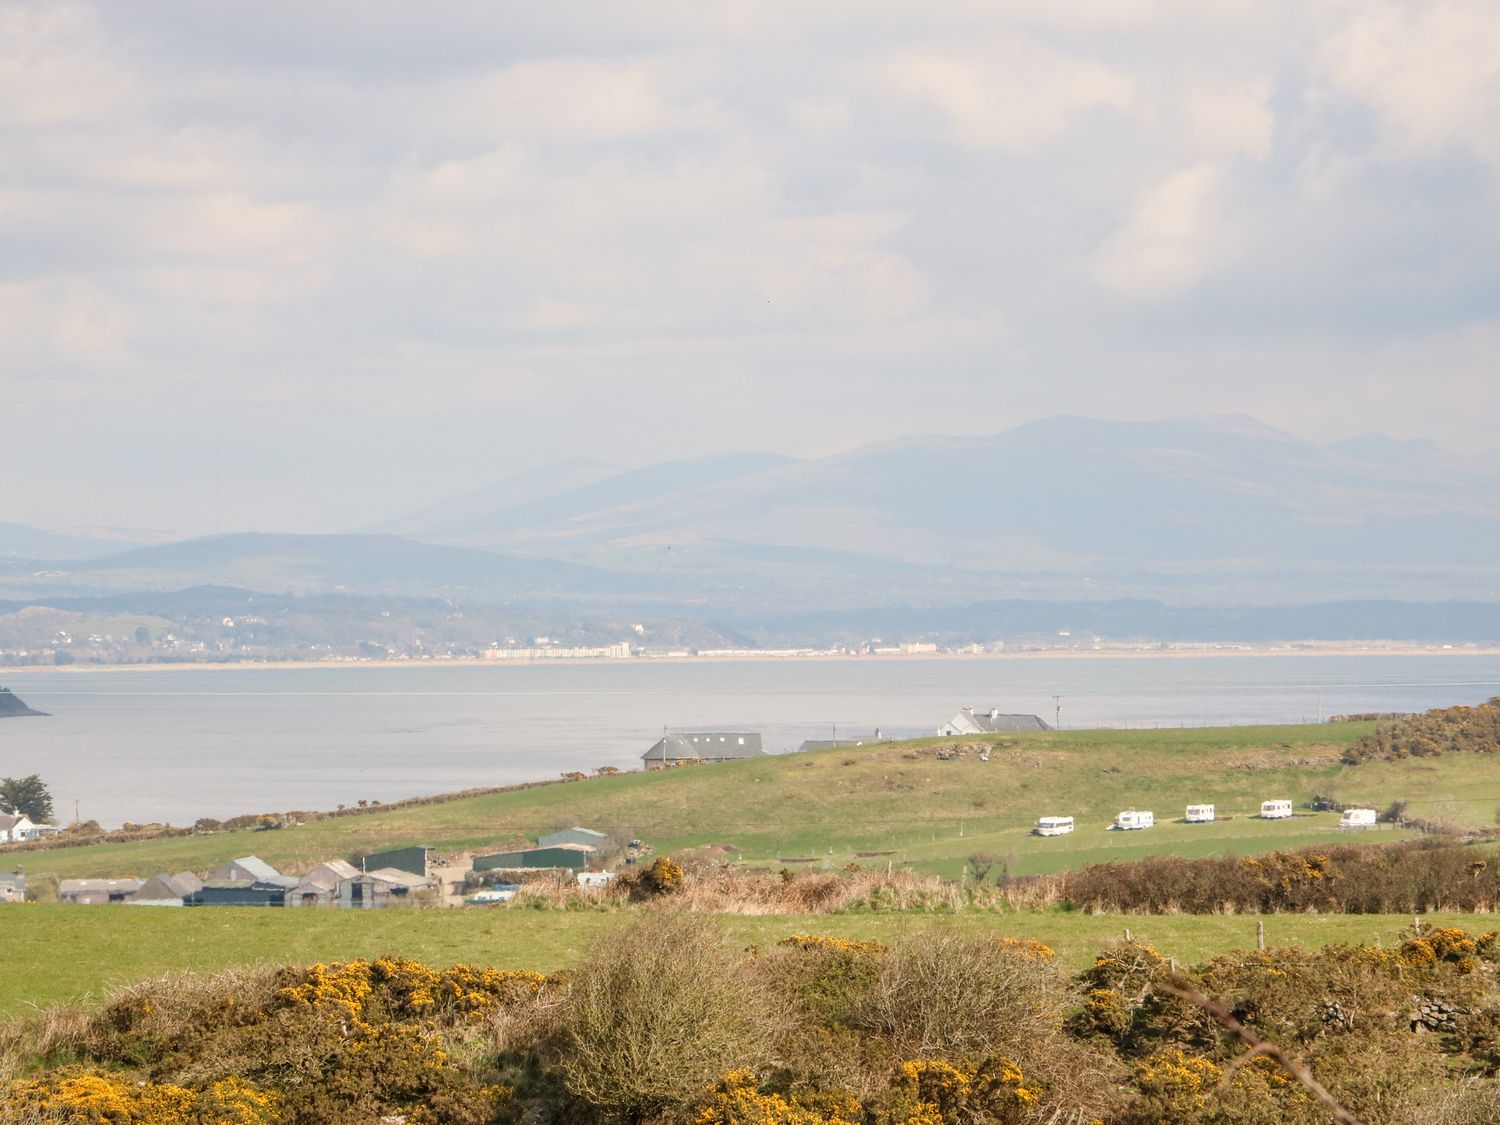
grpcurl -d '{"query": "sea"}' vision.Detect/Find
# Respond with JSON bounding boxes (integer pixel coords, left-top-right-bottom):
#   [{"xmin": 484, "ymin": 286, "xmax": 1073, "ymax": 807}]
[{"xmin": 1, "ymin": 653, "xmax": 1498, "ymax": 827}]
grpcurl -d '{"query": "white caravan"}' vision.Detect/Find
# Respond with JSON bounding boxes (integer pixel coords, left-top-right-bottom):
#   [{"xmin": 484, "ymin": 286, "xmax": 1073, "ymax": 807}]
[
  {"xmin": 1115, "ymin": 810, "xmax": 1155, "ymax": 831},
  {"xmin": 1260, "ymin": 799, "xmax": 1294, "ymax": 819},
  {"xmin": 1034, "ymin": 816, "xmax": 1075, "ymax": 837},
  {"xmin": 1185, "ymin": 804, "xmax": 1216, "ymax": 823},
  {"xmin": 1339, "ymin": 808, "xmax": 1377, "ymax": 830}
]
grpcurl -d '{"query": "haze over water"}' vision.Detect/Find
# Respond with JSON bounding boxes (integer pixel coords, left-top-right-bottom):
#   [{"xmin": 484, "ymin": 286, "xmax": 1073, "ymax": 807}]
[{"xmin": 3, "ymin": 654, "xmax": 1498, "ymax": 826}]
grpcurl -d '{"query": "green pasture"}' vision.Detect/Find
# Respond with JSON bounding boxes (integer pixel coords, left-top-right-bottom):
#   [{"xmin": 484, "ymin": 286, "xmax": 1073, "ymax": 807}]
[
  {"xmin": 11, "ymin": 719, "xmax": 1500, "ymax": 887},
  {"xmin": 2, "ymin": 903, "xmax": 1488, "ymax": 1012}
]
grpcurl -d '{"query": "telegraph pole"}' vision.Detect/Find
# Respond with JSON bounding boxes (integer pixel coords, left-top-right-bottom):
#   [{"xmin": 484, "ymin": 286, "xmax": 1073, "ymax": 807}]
[{"xmin": 1052, "ymin": 695, "xmax": 1063, "ymax": 731}]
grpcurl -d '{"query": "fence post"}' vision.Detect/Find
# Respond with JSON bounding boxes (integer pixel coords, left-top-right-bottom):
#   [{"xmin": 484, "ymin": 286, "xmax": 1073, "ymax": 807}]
[
  {"xmin": 1124, "ymin": 927, "xmax": 1132, "ymax": 942},
  {"xmin": 1256, "ymin": 920, "xmax": 1265, "ymax": 951}
]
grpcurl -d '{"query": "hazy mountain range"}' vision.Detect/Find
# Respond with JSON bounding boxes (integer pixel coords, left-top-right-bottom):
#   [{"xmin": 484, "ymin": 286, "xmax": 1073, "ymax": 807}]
[{"xmin": 4, "ymin": 416, "xmax": 1499, "ymax": 643}]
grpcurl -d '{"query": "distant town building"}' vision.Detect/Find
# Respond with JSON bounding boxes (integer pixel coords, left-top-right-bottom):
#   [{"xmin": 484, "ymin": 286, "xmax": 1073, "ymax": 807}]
[
  {"xmin": 642, "ymin": 731, "xmax": 765, "ymax": 769},
  {"xmin": 937, "ymin": 707, "xmax": 1051, "ymax": 736}
]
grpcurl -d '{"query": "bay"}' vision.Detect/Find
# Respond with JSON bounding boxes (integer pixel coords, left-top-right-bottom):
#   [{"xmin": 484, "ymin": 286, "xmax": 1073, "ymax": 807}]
[{"xmin": 1, "ymin": 653, "xmax": 1497, "ymax": 826}]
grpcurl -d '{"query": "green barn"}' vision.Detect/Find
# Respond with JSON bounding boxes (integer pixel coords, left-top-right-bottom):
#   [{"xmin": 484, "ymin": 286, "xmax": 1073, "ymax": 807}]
[{"xmin": 472, "ymin": 844, "xmax": 594, "ymax": 873}]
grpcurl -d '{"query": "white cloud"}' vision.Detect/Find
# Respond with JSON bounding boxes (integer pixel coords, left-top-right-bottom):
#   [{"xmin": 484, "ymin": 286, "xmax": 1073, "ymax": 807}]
[
  {"xmin": 1093, "ymin": 163, "xmax": 1233, "ymax": 298},
  {"xmin": 443, "ymin": 57, "xmax": 726, "ymax": 143},
  {"xmin": 1184, "ymin": 79, "xmax": 1275, "ymax": 158},
  {"xmin": 873, "ymin": 38, "xmax": 1132, "ymax": 151},
  {"xmin": 0, "ymin": 1, "xmax": 1496, "ymax": 530},
  {"xmin": 0, "ymin": 278, "xmax": 130, "ymax": 370},
  {"xmin": 0, "ymin": 4, "xmax": 141, "ymax": 127},
  {"xmin": 1319, "ymin": 0, "xmax": 1500, "ymax": 167}
]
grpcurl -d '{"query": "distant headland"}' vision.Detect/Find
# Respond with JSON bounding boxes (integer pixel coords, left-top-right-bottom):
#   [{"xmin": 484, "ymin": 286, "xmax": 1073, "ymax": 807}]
[{"xmin": 0, "ymin": 687, "xmax": 45, "ymax": 718}]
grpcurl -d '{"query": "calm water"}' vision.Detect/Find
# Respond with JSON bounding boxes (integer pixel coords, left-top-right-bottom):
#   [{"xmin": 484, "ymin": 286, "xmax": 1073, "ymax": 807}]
[{"xmin": 1, "ymin": 654, "xmax": 1497, "ymax": 825}]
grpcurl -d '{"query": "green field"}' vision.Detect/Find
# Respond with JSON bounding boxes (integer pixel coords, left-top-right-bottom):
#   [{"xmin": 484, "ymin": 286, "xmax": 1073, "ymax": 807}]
[
  {"xmin": 2, "ymin": 903, "xmax": 1488, "ymax": 1011},
  {"xmin": 18, "ymin": 719, "xmax": 1495, "ymax": 885},
  {"xmin": 8, "ymin": 721, "xmax": 1500, "ymax": 1014}
]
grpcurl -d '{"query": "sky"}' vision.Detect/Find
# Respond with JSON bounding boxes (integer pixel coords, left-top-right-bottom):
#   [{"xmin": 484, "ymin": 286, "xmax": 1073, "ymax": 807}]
[{"xmin": 3, "ymin": 1, "xmax": 1499, "ymax": 535}]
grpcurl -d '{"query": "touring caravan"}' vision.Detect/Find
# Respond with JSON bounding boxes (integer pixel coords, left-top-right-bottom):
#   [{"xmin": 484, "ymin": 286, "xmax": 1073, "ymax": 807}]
[
  {"xmin": 1115, "ymin": 810, "xmax": 1155, "ymax": 831},
  {"xmin": 1185, "ymin": 804, "xmax": 1216, "ymax": 823},
  {"xmin": 1260, "ymin": 799, "xmax": 1294, "ymax": 819},
  {"xmin": 1339, "ymin": 808, "xmax": 1378, "ymax": 830},
  {"xmin": 1034, "ymin": 816, "xmax": 1075, "ymax": 837}
]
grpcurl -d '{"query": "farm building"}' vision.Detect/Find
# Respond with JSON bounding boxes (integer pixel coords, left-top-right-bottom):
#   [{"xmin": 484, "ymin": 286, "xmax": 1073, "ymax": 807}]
[
  {"xmin": 188, "ymin": 881, "xmax": 290, "ymax": 907},
  {"xmin": 208, "ymin": 856, "xmax": 296, "ymax": 886},
  {"xmin": 473, "ymin": 843, "xmax": 596, "ymax": 873},
  {"xmin": 292, "ymin": 860, "xmax": 360, "ymax": 907},
  {"xmin": 362, "ymin": 845, "xmax": 433, "ymax": 878},
  {"xmin": 798, "ymin": 731, "xmax": 886, "ymax": 752},
  {"xmin": 937, "ymin": 707, "xmax": 1051, "ymax": 736},
  {"xmin": 538, "ymin": 826, "xmax": 608, "ymax": 849},
  {"xmin": 348, "ymin": 867, "xmax": 431, "ymax": 907},
  {"xmin": 642, "ymin": 731, "xmax": 765, "ymax": 769},
  {"xmin": 57, "ymin": 878, "xmax": 144, "ymax": 905},
  {"xmin": 131, "ymin": 871, "xmax": 203, "ymax": 906}
]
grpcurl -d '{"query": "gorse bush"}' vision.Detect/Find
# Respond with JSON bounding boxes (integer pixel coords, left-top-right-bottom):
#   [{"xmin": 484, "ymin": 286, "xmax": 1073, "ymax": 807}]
[
  {"xmin": 1045, "ymin": 839, "xmax": 1500, "ymax": 914},
  {"xmin": 1342, "ymin": 698, "xmax": 1500, "ymax": 764},
  {"xmin": 13, "ymin": 920, "xmax": 1500, "ymax": 1122}
]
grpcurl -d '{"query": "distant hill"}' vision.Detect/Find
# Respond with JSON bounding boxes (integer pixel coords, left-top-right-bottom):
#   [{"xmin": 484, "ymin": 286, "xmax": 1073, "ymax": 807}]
[
  {"xmin": 0, "ymin": 523, "xmax": 173, "ymax": 562},
  {"xmin": 63, "ymin": 533, "xmax": 651, "ymax": 600},
  {"xmin": 375, "ymin": 452, "xmax": 797, "ymax": 542},
  {"xmin": 375, "ymin": 415, "xmax": 1500, "ymax": 605}
]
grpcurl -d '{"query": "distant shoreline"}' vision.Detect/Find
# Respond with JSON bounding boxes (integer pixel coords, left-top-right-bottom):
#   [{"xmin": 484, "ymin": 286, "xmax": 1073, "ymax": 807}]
[{"xmin": 3, "ymin": 642, "xmax": 1499, "ymax": 674}]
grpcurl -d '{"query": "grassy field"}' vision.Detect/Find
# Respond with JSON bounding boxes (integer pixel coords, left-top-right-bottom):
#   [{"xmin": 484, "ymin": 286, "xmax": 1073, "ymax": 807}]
[
  {"xmin": 2, "ymin": 902, "xmax": 1489, "ymax": 1012},
  {"xmin": 17, "ymin": 718, "xmax": 1500, "ymax": 885}
]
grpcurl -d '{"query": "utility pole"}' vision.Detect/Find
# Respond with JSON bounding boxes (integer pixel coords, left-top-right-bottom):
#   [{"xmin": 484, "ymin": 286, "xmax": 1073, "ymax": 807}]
[
  {"xmin": 1317, "ymin": 689, "xmax": 1323, "ymax": 724},
  {"xmin": 1052, "ymin": 695, "xmax": 1063, "ymax": 731}
]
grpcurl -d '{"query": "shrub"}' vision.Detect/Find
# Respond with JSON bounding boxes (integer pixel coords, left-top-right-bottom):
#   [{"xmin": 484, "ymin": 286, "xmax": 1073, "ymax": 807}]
[{"xmin": 551, "ymin": 916, "xmax": 776, "ymax": 1120}]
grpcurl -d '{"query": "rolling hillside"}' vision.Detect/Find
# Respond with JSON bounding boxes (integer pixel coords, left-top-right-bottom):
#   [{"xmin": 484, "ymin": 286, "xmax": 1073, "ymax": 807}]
[{"xmin": 20, "ymin": 719, "xmax": 1492, "ymax": 883}]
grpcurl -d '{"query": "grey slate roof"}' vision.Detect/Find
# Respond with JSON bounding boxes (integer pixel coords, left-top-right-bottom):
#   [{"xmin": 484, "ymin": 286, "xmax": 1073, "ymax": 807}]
[
  {"xmin": 298, "ymin": 860, "xmax": 359, "ymax": 890},
  {"xmin": 643, "ymin": 731, "xmax": 765, "ymax": 763},
  {"xmin": 209, "ymin": 855, "xmax": 295, "ymax": 885},
  {"xmin": 943, "ymin": 707, "xmax": 1051, "ymax": 734}
]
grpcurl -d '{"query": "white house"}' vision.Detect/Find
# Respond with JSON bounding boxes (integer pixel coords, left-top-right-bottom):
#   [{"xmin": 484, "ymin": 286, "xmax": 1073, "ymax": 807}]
[
  {"xmin": 0, "ymin": 813, "xmax": 35, "ymax": 843},
  {"xmin": 937, "ymin": 707, "xmax": 1051, "ymax": 736}
]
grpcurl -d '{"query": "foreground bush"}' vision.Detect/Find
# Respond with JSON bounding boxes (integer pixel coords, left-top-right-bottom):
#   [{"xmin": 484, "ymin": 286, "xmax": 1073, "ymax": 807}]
[
  {"xmin": 551, "ymin": 916, "xmax": 775, "ymax": 1120},
  {"xmin": 12, "ymin": 922, "xmax": 1500, "ymax": 1122}
]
